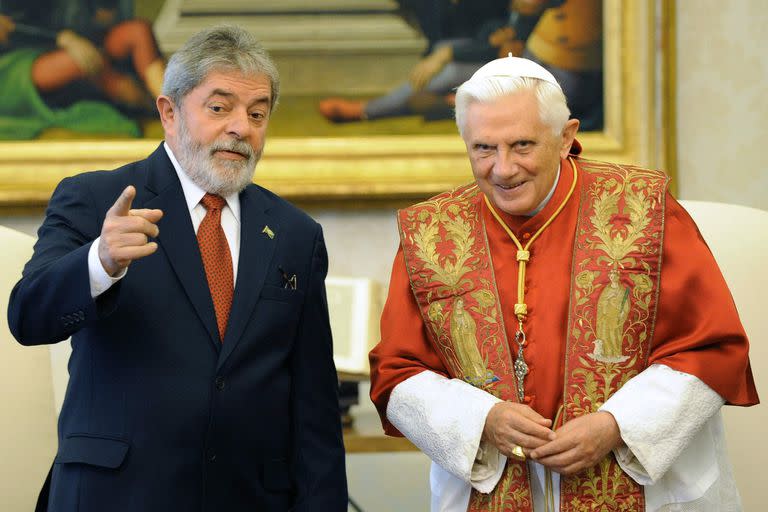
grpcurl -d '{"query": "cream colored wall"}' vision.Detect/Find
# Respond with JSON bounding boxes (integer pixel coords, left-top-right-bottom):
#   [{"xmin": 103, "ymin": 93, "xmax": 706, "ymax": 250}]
[{"xmin": 676, "ymin": 0, "xmax": 768, "ymax": 210}]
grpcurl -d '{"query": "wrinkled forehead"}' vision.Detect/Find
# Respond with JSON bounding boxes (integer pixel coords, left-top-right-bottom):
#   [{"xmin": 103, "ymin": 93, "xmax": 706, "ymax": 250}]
[{"xmin": 187, "ymin": 69, "xmax": 272, "ymax": 102}]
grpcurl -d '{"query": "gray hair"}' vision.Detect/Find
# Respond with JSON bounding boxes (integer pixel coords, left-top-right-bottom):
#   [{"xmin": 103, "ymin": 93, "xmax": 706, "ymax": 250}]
[
  {"xmin": 162, "ymin": 25, "xmax": 280, "ymax": 111},
  {"xmin": 454, "ymin": 76, "xmax": 570, "ymax": 137}
]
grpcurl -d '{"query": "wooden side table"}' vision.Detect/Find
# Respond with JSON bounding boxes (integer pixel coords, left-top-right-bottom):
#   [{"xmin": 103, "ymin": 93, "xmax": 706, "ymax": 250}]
[{"xmin": 343, "ymin": 410, "xmax": 417, "ymax": 453}]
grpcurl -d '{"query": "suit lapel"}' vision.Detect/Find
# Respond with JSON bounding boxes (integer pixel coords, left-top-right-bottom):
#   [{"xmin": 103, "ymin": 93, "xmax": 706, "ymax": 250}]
[
  {"xmin": 142, "ymin": 146, "xmax": 221, "ymax": 350},
  {"xmin": 218, "ymin": 186, "xmax": 278, "ymax": 368}
]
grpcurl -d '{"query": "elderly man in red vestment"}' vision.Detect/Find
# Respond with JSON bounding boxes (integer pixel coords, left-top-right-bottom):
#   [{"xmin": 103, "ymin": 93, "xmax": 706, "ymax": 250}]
[{"xmin": 369, "ymin": 55, "xmax": 758, "ymax": 511}]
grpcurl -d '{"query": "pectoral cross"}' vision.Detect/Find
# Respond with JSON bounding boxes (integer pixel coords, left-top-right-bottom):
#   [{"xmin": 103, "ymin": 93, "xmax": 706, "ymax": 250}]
[{"xmin": 514, "ymin": 329, "xmax": 528, "ymax": 403}]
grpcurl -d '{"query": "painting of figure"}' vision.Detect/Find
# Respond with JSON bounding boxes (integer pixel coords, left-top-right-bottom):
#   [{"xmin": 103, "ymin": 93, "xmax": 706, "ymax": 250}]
[
  {"xmin": 0, "ymin": 0, "xmax": 604, "ymax": 140},
  {"xmin": 0, "ymin": 0, "xmax": 165, "ymax": 139},
  {"xmin": 314, "ymin": 0, "xmax": 604, "ymax": 134}
]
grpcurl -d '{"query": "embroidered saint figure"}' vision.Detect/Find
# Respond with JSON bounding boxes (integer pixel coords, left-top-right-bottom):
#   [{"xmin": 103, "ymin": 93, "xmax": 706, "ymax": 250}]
[
  {"xmin": 450, "ymin": 297, "xmax": 491, "ymax": 385},
  {"xmin": 592, "ymin": 268, "xmax": 631, "ymax": 363}
]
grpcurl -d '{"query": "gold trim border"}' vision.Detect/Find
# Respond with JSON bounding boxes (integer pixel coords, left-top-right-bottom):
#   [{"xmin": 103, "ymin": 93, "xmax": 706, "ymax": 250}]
[{"xmin": 0, "ymin": 0, "xmax": 674, "ymax": 209}]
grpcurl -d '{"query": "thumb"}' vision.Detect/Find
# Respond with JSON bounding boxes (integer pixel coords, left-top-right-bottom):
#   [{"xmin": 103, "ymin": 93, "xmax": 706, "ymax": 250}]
[{"xmin": 107, "ymin": 185, "xmax": 135, "ymax": 217}]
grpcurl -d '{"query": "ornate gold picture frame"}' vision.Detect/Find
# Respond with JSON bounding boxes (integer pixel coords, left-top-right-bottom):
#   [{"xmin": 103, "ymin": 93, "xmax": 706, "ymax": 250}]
[{"xmin": 0, "ymin": 0, "xmax": 674, "ymax": 209}]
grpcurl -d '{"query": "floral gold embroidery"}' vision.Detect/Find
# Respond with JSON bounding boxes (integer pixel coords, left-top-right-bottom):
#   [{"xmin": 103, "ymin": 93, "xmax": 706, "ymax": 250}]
[
  {"xmin": 399, "ymin": 161, "xmax": 667, "ymax": 512},
  {"xmin": 561, "ymin": 161, "xmax": 667, "ymax": 511},
  {"xmin": 399, "ymin": 184, "xmax": 532, "ymax": 512}
]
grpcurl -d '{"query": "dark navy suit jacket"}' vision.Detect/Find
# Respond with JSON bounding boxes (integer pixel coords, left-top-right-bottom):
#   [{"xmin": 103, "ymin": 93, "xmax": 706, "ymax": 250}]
[{"xmin": 7, "ymin": 144, "xmax": 348, "ymax": 511}]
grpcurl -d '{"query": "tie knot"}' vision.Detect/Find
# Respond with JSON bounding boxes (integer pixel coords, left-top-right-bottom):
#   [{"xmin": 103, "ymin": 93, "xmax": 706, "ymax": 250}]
[{"xmin": 201, "ymin": 193, "xmax": 226, "ymax": 211}]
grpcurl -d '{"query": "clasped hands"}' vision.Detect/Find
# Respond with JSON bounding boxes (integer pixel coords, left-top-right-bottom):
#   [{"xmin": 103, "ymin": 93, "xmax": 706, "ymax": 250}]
[{"xmin": 482, "ymin": 402, "xmax": 622, "ymax": 476}]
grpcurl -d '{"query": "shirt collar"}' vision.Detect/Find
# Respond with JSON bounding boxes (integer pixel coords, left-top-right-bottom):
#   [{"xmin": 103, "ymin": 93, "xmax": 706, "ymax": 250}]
[{"xmin": 163, "ymin": 142, "xmax": 241, "ymax": 222}]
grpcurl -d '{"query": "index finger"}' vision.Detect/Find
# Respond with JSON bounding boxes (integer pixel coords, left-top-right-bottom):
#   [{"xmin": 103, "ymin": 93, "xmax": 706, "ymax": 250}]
[{"xmin": 108, "ymin": 185, "xmax": 135, "ymax": 217}]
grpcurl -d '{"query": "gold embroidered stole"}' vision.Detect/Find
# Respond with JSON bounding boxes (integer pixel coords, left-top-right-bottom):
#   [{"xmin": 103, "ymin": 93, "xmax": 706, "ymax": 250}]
[
  {"xmin": 398, "ymin": 160, "xmax": 668, "ymax": 511},
  {"xmin": 559, "ymin": 161, "xmax": 667, "ymax": 511},
  {"xmin": 399, "ymin": 183, "xmax": 534, "ymax": 511}
]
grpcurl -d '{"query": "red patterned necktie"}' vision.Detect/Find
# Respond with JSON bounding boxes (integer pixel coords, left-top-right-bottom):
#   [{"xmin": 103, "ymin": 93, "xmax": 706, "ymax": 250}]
[{"xmin": 197, "ymin": 193, "xmax": 234, "ymax": 341}]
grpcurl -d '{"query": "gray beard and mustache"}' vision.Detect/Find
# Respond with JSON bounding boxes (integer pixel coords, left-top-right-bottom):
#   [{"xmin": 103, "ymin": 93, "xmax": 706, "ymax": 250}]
[{"xmin": 174, "ymin": 113, "xmax": 261, "ymax": 197}]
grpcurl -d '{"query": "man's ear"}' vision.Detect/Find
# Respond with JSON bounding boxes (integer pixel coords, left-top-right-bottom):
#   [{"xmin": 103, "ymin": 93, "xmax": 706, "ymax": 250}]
[
  {"xmin": 156, "ymin": 95, "xmax": 177, "ymax": 136},
  {"xmin": 559, "ymin": 118, "xmax": 580, "ymax": 159}
]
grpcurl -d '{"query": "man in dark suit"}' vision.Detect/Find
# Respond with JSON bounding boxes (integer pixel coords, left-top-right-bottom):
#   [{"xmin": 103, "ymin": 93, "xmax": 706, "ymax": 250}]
[{"xmin": 7, "ymin": 25, "xmax": 348, "ymax": 511}]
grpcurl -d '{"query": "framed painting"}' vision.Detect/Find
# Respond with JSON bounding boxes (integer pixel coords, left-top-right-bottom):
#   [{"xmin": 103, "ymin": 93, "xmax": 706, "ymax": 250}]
[{"xmin": 0, "ymin": 0, "xmax": 675, "ymax": 209}]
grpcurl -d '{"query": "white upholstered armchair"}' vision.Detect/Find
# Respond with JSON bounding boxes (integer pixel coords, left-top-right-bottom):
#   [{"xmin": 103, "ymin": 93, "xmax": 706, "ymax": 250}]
[
  {"xmin": 0, "ymin": 225, "xmax": 58, "ymax": 511},
  {"xmin": 679, "ymin": 200, "xmax": 767, "ymax": 511}
]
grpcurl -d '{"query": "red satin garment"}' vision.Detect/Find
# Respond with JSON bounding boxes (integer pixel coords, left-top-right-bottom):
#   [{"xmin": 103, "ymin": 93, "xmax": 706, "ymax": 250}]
[{"xmin": 370, "ymin": 157, "xmax": 759, "ymax": 436}]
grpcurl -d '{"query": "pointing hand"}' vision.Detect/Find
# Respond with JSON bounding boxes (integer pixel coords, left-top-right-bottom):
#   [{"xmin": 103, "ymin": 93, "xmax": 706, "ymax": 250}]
[{"xmin": 98, "ymin": 185, "xmax": 163, "ymax": 276}]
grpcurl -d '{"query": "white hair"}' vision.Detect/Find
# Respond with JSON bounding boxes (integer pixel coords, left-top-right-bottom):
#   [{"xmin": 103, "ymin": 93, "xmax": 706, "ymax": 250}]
[{"xmin": 454, "ymin": 76, "xmax": 570, "ymax": 137}]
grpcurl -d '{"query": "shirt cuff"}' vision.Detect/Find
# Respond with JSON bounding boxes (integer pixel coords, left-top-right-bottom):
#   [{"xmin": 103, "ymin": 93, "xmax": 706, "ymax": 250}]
[
  {"xmin": 599, "ymin": 364, "xmax": 724, "ymax": 484},
  {"xmin": 471, "ymin": 442, "xmax": 507, "ymax": 493},
  {"xmin": 386, "ymin": 370, "xmax": 503, "ymax": 490},
  {"xmin": 88, "ymin": 237, "xmax": 126, "ymax": 298}
]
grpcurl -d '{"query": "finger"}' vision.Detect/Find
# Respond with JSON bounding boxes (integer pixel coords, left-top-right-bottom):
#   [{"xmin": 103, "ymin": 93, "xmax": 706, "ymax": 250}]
[
  {"xmin": 534, "ymin": 447, "xmax": 581, "ymax": 471},
  {"xmin": 491, "ymin": 422, "xmax": 553, "ymax": 452},
  {"xmin": 129, "ymin": 208, "xmax": 164, "ymax": 224},
  {"xmin": 107, "ymin": 185, "xmax": 136, "ymax": 217},
  {"xmin": 107, "ymin": 214, "xmax": 160, "ymax": 238},
  {"xmin": 134, "ymin": 217, "xmax": 160, "ymax": 239},
  {"xmin": 511, "ymin": 415, "xmax": 556, "ymax": 441},
  {"xmin": 529, "ymin": 435, "xmax": 575, "ymax": 459},
  {"xmin": 512, "ymin": 432, "xmax": 552, "ymax": 451},
  {"xmin": 541, "ymin": 456, "xmax": 587, "ymax": 476},
  {"xmin": 114, "ymin": 232, "xmax": 150, "ymax": 248},
  {"xmin": 494, "ymin": 404, "xmax": 555, "ymax": 441},
  {"xmin": 516, "ymin": 407, "xmax": 553, "ymax": 427},
  {"xmin": 101, "ymin": 230, "xmax": 154, "ymax": 255},
  {"xmin": 100, "ymin": 234, "xmax": 157, "ymax": 272},
  {"xmin": 110, "ymin": 242, "xmax": 158, "ymax": 263}
]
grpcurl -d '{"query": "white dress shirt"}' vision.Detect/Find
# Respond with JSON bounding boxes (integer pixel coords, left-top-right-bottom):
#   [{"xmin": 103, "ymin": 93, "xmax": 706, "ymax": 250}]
[{"xmin": 88, "ymin": 142, "xmax": 241, "ymax": 298}]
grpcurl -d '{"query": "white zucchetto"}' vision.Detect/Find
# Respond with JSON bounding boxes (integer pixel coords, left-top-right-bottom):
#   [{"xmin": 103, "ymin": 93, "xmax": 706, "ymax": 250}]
[{"xmin": 467, "ymin": 53, "xmax": 561, "ymax": 90}]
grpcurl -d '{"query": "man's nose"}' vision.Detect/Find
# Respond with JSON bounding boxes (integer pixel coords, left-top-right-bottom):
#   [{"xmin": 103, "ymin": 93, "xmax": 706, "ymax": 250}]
[
  {"xmin": 226, "ymin": 108, "xmax": 251, "ymax": 139},
  {"xmin": 493, "ymin": 149, "xmax": 517, "ymax": 177}
]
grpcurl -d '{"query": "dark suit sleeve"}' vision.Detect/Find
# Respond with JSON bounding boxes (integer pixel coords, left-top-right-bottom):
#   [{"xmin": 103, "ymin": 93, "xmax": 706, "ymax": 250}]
[
  {"xmin": 7, "ymin": 176, "xmax": 117, "ymax": 345},
  {"xmin": 290, "ymin": 226, "xmax": 348, "ymax": 511}
]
